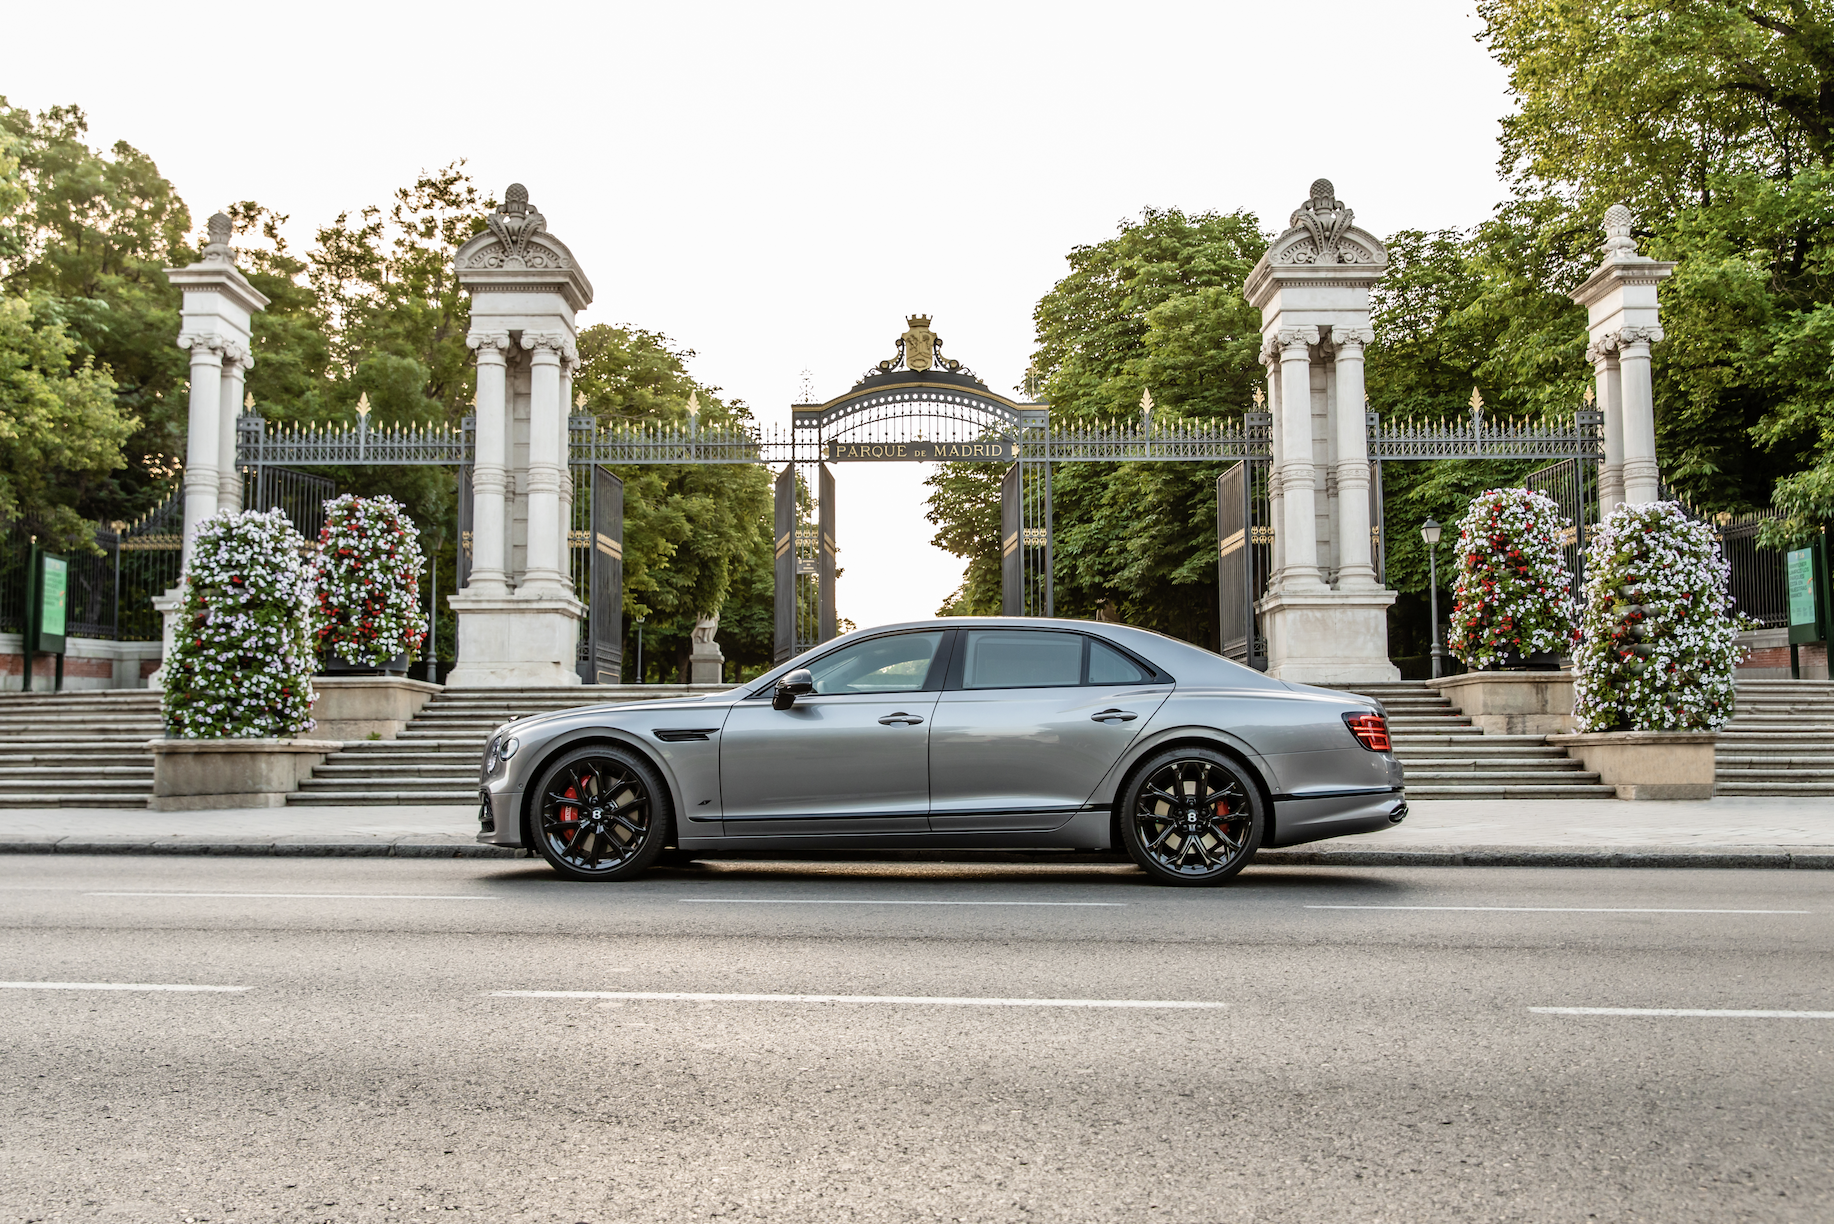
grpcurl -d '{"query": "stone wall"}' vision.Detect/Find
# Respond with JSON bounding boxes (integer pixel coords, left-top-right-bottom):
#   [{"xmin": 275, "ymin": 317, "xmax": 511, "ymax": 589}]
[
  {"xmin": 0, "ymin": 633, "xmax": 164, "ymax": 691},
  {"xmin": 1735, "ymin": 628, "xmax": 1829, "ymax": 680}
]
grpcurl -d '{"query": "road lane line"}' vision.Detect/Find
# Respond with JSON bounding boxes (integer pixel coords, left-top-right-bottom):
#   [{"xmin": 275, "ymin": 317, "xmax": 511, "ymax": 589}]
[
  {"xmin": 0, "ymin": 981, "xmax": 249, "ymax": 993},
  {"xmin": 1532, "ymin": 1007, "xmax": 1834, "ymax": 1018},
  {"xmin": 89, "ymin": 892, "xmax": 500, "ymax": 901},
  {"xmin": 678, "ymin": 899, "xmax": 1126, "ymax": 907},
  {"xmin": 492, "ymin": 990, "xmax": 1222, "ymax": 1009},
  {"xmin": 1307, "ymin": 905, "xmax": 1811, "ymax": 914}
]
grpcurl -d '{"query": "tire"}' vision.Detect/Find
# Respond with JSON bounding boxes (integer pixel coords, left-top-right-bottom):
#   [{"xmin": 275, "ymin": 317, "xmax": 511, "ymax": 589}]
[
  {"xmin": 1118, "ymin": 747, "xmax": 1263, "ymax": 886},
  {"xmin": 529, "ymin": 744, "xmax": 671, "ymax": 882}
]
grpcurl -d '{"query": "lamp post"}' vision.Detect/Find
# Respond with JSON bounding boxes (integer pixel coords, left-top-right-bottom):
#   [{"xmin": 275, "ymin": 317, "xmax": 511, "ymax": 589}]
[
  {"xmin": 1421, "ymin": 518, "xmax": 1443, "ymax": 679},
  {"xmin": 635, "ymin": 615, "xmax": 646, "ymax": 685}
]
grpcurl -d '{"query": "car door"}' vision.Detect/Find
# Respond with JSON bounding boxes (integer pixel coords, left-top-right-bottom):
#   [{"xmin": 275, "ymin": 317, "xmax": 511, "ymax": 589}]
[
  {"xmin": 928, "ymin": 629, "xmax": 1171, "ymax": 832},
  {"xmin": 718, "ymin": 629, "xmax": 951, "ymax": 836}
]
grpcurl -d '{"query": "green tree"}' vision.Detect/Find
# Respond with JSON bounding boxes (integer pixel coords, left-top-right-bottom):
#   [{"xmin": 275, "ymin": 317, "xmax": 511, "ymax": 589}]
[
  {"xmin": 927, "ymin": 208, "xmax": 1269, "ymax": 642},
  {"xmin": 572, "ymin": 324, "xmax": 772, "ymax": 681}
]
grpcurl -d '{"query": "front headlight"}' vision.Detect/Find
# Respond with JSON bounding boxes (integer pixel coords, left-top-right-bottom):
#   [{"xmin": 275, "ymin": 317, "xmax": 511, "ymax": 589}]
[{"xmin": 500, "ymin": 737, "xmax": 520, "ymax": 761}]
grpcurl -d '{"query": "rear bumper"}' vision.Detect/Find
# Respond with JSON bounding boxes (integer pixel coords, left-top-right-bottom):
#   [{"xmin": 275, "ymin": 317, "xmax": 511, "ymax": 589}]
[{"xmin": 1267, "ymin": 787, "xmax": 1406, "ymax": 848}]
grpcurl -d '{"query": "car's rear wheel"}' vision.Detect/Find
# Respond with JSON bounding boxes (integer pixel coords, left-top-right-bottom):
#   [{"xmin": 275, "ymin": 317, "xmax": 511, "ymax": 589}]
[
  {"xmin": 1119, "ymin": 747, "xmax": 1262, "ymax": 885},
  {"xmin": 530, "ymin": 745, "xmax": 670, "ymax": 882}
]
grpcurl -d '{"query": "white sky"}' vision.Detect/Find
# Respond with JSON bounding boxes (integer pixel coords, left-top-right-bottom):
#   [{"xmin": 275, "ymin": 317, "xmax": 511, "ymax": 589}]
[{"xmin": 10, "ymin": 0, "xmax": 1513, "ymax": 629}]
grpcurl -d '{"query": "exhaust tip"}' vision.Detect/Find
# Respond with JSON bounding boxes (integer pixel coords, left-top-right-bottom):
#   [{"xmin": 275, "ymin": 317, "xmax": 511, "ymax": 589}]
[{"xmin": 1387, "ymin": 801, "xmax": 1409, "ymax": 825}]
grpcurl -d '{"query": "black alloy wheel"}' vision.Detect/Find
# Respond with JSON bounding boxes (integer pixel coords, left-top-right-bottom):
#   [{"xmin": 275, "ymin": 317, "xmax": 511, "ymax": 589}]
[
  {"xmin": 1119, "ymin": 747, "xmax": 1263, "ymax": 885},
  {"xmin": 530, "ymin": 745, "xmax": 670, "ymax": 882}
]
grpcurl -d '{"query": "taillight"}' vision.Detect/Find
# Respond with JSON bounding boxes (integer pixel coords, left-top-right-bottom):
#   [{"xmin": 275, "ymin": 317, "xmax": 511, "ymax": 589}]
[{"xmin": 1343, "ymin": 712, "xmax": 1391, "ymax": 752}]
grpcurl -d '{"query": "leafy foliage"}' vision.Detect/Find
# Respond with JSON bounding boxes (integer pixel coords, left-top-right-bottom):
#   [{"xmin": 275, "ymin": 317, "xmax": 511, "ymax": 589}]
[
  {"xmin": 311, "ymin": 495, "xmax": 427, "ymax": 667},
  {"xmin": 1573, "ymin": 501, "xmax": 1745, "ymax": 731},
  {"xmin": 1446, "ymin": 488, "xmax": 1578, "ymax": 669},
  {"xmin": 161, "ymin": 509, "xmax": 316, "ymax": 738}
]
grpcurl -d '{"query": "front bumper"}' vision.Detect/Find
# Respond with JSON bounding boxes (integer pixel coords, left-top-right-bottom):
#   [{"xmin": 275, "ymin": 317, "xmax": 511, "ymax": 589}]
[{"xmin": 476, "ymin": 781, "xmax": 525, "ymax": 847}]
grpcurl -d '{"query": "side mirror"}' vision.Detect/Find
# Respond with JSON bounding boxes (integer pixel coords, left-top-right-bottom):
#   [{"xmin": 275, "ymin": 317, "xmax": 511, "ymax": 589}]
[{"xmin": 772, "ymin": 668, "xmax": 815, "ymax": 710}]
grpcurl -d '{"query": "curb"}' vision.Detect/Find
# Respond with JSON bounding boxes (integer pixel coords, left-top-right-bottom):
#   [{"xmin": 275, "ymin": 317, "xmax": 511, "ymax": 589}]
[{"xmin": 0, "ymin": 842, "xmax": 1829, "ymax": 868}]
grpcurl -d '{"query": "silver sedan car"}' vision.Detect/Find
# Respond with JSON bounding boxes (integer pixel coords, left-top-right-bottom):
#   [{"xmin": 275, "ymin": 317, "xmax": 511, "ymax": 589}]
[{"xmin": 476, "ymin": 618, "xmax": 1406, "ymax": 886}]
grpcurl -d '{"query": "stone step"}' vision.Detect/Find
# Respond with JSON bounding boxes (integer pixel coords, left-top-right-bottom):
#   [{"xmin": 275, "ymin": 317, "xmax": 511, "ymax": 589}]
[
  {"xmin": 308, "ymin": 765, "xmax": 478, "ymax": 779},
  {"xmin": 0, "ymin": 795, "xmax": 148, "ymax": 809},
  {"xmin": 1714, "ymin": 781, "xmax": 1834, "ymax": 795},
  {"xmin": 1394, "ymin": 746, "xmax": 1573, "ymax": 759},
  {"xmin": 1402, "ymin": 783, "xmax": 1620, "ymax": 798},
  {"xmin": 0, "ymin": 764, "xmax": 153, "ymax": 779},
  {"xmin": 1718, "ymin": 767, "xmax": 1834, "ymax": 781},
  {"xmin": 1396, "ymin": 757, "xmax": 1591, "ymax": 770},
  {"xmin": 1406, "ymin": 769, "xmax": 1601, "ymax": 783},
  {"xmin": 285, "ymin": 790, "xmax": 477, "ymax": 806},
  {"xmin": 0, "ymin": 777, "xmax": 154, "ymax": 795}
]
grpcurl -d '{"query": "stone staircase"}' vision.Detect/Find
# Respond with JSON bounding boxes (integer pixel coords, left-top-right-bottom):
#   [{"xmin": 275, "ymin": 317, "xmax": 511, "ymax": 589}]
[
  {"xmin": 1334, "ymin": 681, "xmax": 1616, "ymax": 799},
  {"xmin": 1716, "ymin": 679, "xmax": 1834, "ymax": 796},
  {"xmin": 0, "ymin": 691, "xmax": 162, "ymax": 808},
  {"xmin": 286, "ymin": 685, "xmax": 717, "ymax": 805}
]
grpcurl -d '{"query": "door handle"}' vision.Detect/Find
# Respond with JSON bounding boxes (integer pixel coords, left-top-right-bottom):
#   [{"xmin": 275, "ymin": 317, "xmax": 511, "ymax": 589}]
[
  {"xmin": 878, "ymin": 713, "xmax": 925, "ymax": 725},
  {"xmin": 1091, "ymin": 709, "xmax": 1137, "ymax": 724}
]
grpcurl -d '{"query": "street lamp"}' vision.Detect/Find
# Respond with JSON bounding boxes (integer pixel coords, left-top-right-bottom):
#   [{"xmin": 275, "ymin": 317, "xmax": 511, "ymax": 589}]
[
  {"xmin": 1421, "ymin": 518, "xmax": 1443, "ymax": 679},
  {"xmin": 634, "ymin": 615, "xmax": 646, "ymax": 685}
]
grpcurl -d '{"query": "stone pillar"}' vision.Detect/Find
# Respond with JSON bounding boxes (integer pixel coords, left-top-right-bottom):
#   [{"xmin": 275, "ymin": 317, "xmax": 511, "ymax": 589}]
[
  {"xmin": 1571, "ymin": 204, "xmax": 1673, "ymax": 510},
  {"xmin": 1262, "ymin": 362, "xmax": 1286, "ymax": 580},
  {"xmin": 1332, "ymin": 328, "xmax": 1377, "ymax": 588},
  {"xmin": 520, "ymin": 334, "xmax": 569, "ymax": 595},
  {"xmin": 1589, "ymin": 339, "xmax": 1626, "ymax": 512},
  {"xmin": 156, "ymin": 211, "xmax": 268, "ymax": 689},
  {"xmin": 1617, "ymin": 327, "xmax": 1662, "ymax": 504},
  {"xmin": 1241, "ymin": 178, "xmax": 1398, "ymax": 683},
  {"xmin": 467, "ymin": 333, "xmax": 511, "ymax": 595},
  {"xmin": 178, "ymin": 336, "xmax": 224, "ymax": 566},
  {"xmin": 217, "ymin": 353, "xmax": 249, "ymax": 513},
  {"xmin": 1275, "ymin": 328, "xmax": 1323, "ymax": 591},
  {"xmin": 446, "ymin": 183, "xmax": 592, "ymax": 688}
]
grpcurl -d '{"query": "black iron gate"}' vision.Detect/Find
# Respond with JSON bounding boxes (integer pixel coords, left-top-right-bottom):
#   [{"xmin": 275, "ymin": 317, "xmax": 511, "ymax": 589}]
[
  {"xmin": 585, "ymin": 466, "xmax": 623, "ymax": 683},
  {"xmin": 1525, "ymin": 458, "xmax": 1597, "ymax": 595}
]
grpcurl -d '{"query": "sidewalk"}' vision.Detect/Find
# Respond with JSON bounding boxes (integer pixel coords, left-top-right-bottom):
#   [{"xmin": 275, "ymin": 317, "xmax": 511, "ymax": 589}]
[{"xmin": 0, "ymin": 796, "xmax": 1830, "ymax": 867}]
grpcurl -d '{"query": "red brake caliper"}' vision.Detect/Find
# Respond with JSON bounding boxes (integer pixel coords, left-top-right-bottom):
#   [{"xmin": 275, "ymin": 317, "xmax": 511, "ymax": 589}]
[{"xmin": 559, "ymin": 780, "xmax": 581, "ymax": 831}]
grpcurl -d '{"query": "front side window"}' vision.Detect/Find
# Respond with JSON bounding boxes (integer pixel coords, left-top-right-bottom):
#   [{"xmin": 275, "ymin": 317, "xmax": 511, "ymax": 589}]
[
  {"xmin": 802, "ymin": 631, "xmax": 946, "ymax": 694},
  {"xmin": 959, "ymin": 630, "xmax": 1083, "ymax": 689}
]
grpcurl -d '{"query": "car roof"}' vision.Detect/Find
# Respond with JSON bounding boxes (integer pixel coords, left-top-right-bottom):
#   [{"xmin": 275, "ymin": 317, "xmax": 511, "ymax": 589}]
[{"xmin": 745, "ymin": 616, "xmax": 1284, "ymax": 691}]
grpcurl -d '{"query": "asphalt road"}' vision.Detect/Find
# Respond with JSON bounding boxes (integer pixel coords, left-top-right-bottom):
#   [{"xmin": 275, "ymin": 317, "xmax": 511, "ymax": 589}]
[{"xmin": 1, "ymin": 856, "xmax": 1830, "ymax": 1223}]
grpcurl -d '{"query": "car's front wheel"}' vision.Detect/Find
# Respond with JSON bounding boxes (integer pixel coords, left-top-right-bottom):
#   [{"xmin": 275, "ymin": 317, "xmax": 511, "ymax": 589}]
[
  {"xmin": 1119, "ymin": 747, "xmax": 1263, "ymax": 885},
  {"xmin": 530, "ymin": 745, "xmax": 670, "ymax": 882}
]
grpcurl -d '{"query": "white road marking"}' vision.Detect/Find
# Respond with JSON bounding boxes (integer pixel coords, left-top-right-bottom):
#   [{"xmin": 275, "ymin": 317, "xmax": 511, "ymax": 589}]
[
  {"xmin": 1532, "ymin": 1007, "xmax": 1834, "ymax": 1018},
  {"xmin": 89, "ymin": 892, "xmax": 500, "ymax": 901},
  {"xmin": 678, "ymin": 899, "xmax": 1126, "ymax": 907},
  {"xmin": 0, "ymin": 981, "xmax": 249, "ymax": 993},
  {"xmin": 493, "ymin": 990, "xmax": 1222, "ymax": 1009},
  {"xmin": 1307, "ymin": 905, "xmax": 1811, "ymax": 914}
]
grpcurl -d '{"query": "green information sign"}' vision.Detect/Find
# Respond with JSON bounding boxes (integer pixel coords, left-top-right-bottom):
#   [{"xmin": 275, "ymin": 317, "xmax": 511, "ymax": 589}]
[
  {"xmin": 1789, "ymin": 548, "xmax": 1817, "ymax": 627},
  {"xmin": 39, "ymin": 554, "xmax": 67, "ymax": 639}
]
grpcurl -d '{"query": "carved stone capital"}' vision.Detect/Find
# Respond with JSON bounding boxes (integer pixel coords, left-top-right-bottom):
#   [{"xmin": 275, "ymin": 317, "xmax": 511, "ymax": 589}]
[
  {"xmin": 522, "ymin": 331, "xmax": 575, "ymax": 364},
  {"xmin": 219, "ymin": 340, "xmax": 252, "ymax": 370},
  {"xmin": 469, "ymin": 330, "xmax": 513, "ymax": 360},
  {"xmin": 177, "ymin": 331, "xmax": 228, "ymax": 361},
  {"xmin": 1277, "ymin": 326, "xmax": 1320, "ymax": 357},
  {"xmin": 1332, "ymin": 327, "xmax": 1374, "ymax": 355},
  {"xmin": 1585, "ymin": 334, "xmax": 1620, "ymax": 365},
  {"xmin": 1617, "ymin": 325, "xmax": 1664, "ymax": 349}
]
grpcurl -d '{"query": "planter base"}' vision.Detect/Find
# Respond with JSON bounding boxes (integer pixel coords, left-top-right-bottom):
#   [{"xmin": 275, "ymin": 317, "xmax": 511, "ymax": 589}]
[
  {"xmin": 1546, "ymin": 730, "xmax": 1717, "ymax": 800},
  {"xmin": 1431, "ymin": 671, "xmax": 1577, "ymax": 736},
  {"xmin": 149, "ymin": 737, "xmax": 341, "ymax": 810},
  {"xmin": 310, "ymin": 676, "xmax": 441, "ymax": 742}
]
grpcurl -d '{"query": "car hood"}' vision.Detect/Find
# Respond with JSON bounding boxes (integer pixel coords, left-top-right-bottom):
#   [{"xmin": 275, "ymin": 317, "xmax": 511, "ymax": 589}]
[{"xmin": 490, "ymin": 691, "xmax": 742, "ymax": 741}]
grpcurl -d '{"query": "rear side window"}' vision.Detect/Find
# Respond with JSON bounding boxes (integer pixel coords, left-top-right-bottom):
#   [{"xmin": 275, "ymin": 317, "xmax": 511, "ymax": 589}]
[
  {"xmin": 1088, "ymin": 638, "xmax": 1152, "ymax": 685},
  {"xmin": 959, "ymin": 630, "xmax": 1082, "ymax": 689}
]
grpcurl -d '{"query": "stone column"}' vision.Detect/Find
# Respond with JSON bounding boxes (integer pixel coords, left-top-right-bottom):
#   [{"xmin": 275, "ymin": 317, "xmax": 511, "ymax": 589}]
[
  {"xmin": 177, "ymin": 335, "xmax": 224, "ymax": 565},
  {"xmin": 520, "ymin": 333, "xmax": 569, "ymax": 595},
  {"xmin": 1276, "ymin": 327, "xmax": 1323, "ymax": 590},
  {"xmin": 1261, "ymin": 356, "xmax": 1286, "ymax": 580},
  {"xmin": 1589, "ymin": 339, "xmax": 1625, "ymax": 512},
  {"xmin": 558, "ymin": 361, "xmax": 577, "ymax": 526},
  {"xmin": 467, "ymin": 332, "xmax": 511, "ymax": 595},
  {"xmin": 216, "ymin": 349, "xmax": 249, "ymax": 513},
  {"xmin": 1571, "ymin": 204, "xmax": 1673, "ymax": 514},
  {"xmin": 1332, "ymin": 328, "xmax": 1377, "ymax": 588},
  {"xmin": 1618, "ymin": 326, "xmax": 1662, "ymax": 504}
]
